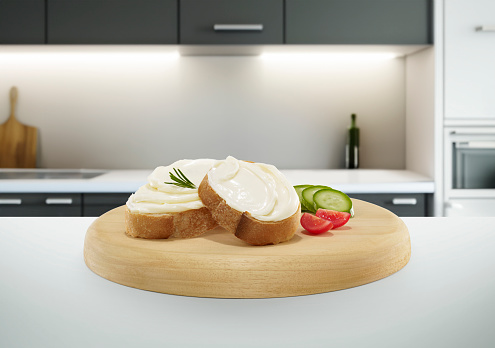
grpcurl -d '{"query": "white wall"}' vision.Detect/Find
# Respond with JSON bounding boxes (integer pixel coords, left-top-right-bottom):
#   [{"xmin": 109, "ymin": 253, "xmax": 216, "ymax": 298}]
[
  {"xmin": 405, "ymin": 47, "xmax": 435, "ymax": 178},
  {"xmin": 0, "ymin": 46, "xmax": 405, "ymax": 170}
]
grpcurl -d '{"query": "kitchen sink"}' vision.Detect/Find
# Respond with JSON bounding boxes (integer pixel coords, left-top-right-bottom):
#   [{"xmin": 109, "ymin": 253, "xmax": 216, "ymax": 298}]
[{"xmin": 0, "ymin": 170, "xmax": 107, "ymax": 180}]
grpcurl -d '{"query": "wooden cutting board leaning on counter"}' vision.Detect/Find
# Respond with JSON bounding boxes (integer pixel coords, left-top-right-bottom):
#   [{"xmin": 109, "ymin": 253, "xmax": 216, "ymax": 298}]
[{"xmin": 0, "ymin": 87, "xmax": 37, "ymax": 168}]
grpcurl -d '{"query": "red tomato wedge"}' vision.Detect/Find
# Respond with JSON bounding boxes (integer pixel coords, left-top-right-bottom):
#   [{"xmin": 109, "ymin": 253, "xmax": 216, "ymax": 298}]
[
  {"xmin": 315, "ymin": 209, "xmax": 351, "ymax": 228},
  {"xmin": 300, "ymin": 213, "xmax": 333, "ymax": 234}
]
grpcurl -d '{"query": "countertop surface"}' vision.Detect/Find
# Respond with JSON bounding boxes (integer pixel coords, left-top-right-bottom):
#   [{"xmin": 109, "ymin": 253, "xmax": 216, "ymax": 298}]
[
  {"xmin": 1, "ymin": 216, "xmax": 493, "ymax": 348},
  {"xmin": 0, "ymin": 168, "xmax": 434, "ymax": 193}
]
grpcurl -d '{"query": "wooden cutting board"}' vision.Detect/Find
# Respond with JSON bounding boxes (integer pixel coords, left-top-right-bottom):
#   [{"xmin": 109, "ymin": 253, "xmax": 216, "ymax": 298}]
[
  {"xmin": 84, "ymin": 199, "xmax": 410, "ymax": 298},
  {"xmin": 0, "ymin": 87, "xmax": 37, "ymax": 168}
]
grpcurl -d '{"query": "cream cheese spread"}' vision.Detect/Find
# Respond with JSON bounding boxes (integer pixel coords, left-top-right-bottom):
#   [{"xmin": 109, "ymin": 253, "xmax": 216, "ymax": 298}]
[
  {"xmin": 207, "ymin": 156, "xmax": 299, "ymax": 221},
  {"xmin": 126, "ymin": 159, "xmax": 217, "ymax": 214}
]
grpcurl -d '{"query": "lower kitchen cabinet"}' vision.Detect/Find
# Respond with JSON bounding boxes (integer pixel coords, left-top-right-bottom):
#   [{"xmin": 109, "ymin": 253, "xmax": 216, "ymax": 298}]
[
  {"xmin": 349, "ymin": 193, "xmax": 432, "ymax": 217},
  {"xmin": 0, "ymin": 193, "xmax": 82, "ymax": 217},
  {"xmin": 0, "ymin": 193, "xmax": 132, "ymax": 217},
  {"xmin": 0, "ymin": 192, "xmax": 431, "ymax": 217},
  {"xmin": 82, "ymin": 193, "xmax": 131, "ymax": 217}
]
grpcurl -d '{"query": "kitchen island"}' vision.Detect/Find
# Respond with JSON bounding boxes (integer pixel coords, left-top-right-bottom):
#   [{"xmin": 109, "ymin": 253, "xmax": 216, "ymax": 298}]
[{"xmin": 1, "ymin": 216, "xmax": 493, "ymax": 348}]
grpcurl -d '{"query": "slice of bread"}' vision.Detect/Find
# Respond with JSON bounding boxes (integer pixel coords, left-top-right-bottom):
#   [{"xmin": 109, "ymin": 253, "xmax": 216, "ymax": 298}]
[
  {"xmin": 198, "ymin": 157, "xmax": 301, "ymax": 246},
  {"xmin": 125, "ymin": 159, "xmax": 218, "ymax": 239},
  {"xmin": 125, "ymin": 206, "xmax": 217, "ymax": 239}
]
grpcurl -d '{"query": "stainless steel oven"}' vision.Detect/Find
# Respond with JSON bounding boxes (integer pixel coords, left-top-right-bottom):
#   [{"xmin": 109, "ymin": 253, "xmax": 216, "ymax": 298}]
[{"xmin": 444, "ymin": 127, "xmax": 495, "ymax": 216}]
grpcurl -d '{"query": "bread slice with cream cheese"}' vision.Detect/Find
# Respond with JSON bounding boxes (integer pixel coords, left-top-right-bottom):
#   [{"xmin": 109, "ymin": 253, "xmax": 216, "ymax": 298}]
[
  {"xmin": 125, "ymin": 159, "xmax": 218, "ymax": 239},
  {"xmin": 198, "ymin": 156, "xmax": 301, "ymax": 246}
]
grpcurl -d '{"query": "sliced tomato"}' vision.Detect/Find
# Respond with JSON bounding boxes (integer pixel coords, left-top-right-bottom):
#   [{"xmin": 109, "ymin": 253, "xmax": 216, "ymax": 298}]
[
  {"xmin": 315, "ymin": 209, "xmax": 351, "ymax": 228},
  {"xmin": 300, "ymin": 213, "xmax": 333, "ymax": 234}
]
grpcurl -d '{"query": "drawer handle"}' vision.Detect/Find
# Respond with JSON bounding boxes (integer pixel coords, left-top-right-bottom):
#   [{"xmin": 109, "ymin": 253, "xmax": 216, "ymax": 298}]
[
  {"xmin": 0, "ymin": 198, "xmax": 22, "ymax": 205},
  {"xmin": 475, "ymin": 26, "xmax": 495, "ymax": 32},
  {"xmin": 445, "ymin": 202, "xmax": 463, "ymax": 209},
  {"xmin": 45, "ymin": 198, "xmax": 73, "ymax": 205},
  {"xmin": 213, "ymin": 24, "xmax": 263, "ymax": 31},
  {"xmin": 392, "ymin": 198, "xmax": 418, "ymax": 206}
]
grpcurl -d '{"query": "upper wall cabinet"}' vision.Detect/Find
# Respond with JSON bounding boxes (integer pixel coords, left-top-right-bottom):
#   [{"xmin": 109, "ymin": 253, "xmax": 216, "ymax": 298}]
[
  {"xmin": 444, "ymin": 0, "xmax": 495, "ymax": 120},
  {"xmin": 47, "ymin": 0, "xmax": 177, "ymax": 44},
  {"xmin": 0, "ymin": 0, "xmax": 45, "ymax": 44},
  {"xmin": 3, "ymin": 0, "xmax": 433, "ymax": 46},
  {"xmin": 286, "ymin": 0, "xmax": 433, "ymax": 45},
  {"xmin": 180, "ymin": 0, "xmax": 283, "ymax": 44}
]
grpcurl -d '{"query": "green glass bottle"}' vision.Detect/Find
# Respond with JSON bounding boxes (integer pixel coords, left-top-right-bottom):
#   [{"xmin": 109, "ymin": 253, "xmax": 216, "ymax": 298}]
[{"xmin": 346, "ymin": 113, "xmax": 359, "ymax": 169}]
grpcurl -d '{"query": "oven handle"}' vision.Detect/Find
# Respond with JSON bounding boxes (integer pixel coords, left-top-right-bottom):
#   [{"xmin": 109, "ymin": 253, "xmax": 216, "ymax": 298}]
[
  {"xmin": 455, "ymin": 141, "xmax": 495, "ymax": 149},
  {"xmin": 450, "ymin": 130, "xmax": 495, "ymax": 136}
]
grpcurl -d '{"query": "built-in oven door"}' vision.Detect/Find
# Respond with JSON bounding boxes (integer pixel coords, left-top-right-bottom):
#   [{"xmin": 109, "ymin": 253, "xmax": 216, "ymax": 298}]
[
  {"xmin": 453, "ymin": 140, "xmax": 495, "ymax": 189},
  {"xmin": 444, "ymin": 127, "xmax": 495, "ymax": 216}
]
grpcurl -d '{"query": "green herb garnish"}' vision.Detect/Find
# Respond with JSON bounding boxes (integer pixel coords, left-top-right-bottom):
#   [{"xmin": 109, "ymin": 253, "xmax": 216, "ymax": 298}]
[{"xmin": 165, "ymin": 168, "xmax": 197, "ymax": 189}]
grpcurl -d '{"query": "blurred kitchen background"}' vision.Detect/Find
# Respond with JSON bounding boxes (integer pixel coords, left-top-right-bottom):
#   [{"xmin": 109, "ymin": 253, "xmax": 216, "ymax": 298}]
[
  {"xmin": 1, "ymin": 0, "xmax": 494, "ymax": 217},
  {"xmin": 0, "ymin": 46, "xmax": 422, "ymax": 171}
]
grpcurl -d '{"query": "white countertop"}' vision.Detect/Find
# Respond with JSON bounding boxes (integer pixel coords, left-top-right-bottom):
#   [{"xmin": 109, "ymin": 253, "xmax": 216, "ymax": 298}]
[
  {"xmin": 0, "ymin": 216, "xmax": 493, "ymax": 347},
  {"xmin": 0, "ymin": 169, "xmax": 434, "ymax": 193}
]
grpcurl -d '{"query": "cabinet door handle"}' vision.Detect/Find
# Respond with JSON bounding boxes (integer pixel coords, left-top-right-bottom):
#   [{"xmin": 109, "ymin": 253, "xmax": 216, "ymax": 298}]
[
  {"xmin": 392, "ymin": 198, "xmax": 417, "ymax": 206},
  {"xmin": 45, "ymin": 198, "xmax": 73, "ymax": 205},
  {"xmin": 0, "ymin": 198, "xmax": 22, "ymax": 205},
  {"xmin": 476, "ymin": 26, "xmax": 495, "ymax": 32},
  {"xmin": 213, "ymin": 24, "xmax": 263, "ymax": 31}
]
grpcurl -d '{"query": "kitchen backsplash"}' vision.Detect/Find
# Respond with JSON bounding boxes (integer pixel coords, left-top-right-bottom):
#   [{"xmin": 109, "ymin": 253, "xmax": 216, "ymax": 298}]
[{"xmin": 0, "ymin": 46, "xmax": 406, "ymax": 170}]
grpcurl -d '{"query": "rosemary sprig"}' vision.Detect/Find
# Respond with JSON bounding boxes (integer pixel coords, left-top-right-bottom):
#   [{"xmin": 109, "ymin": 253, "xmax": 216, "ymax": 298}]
[{"xmin": 165, "ymin": 168, "xmax": 197, "ymax": 189}]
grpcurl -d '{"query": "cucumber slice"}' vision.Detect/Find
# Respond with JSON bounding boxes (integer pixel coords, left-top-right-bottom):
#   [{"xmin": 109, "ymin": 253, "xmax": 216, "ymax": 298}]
[
  {"xmin": 301, "ymin": 185, "xmax": 330, "ymax": 213},
  {"xmin": 294, "ymin": 185, "xmax": 312, "ymax": 212},
  {"xmin": 313, "ymin": 188, "xmax": 353, "ymax": 213}
]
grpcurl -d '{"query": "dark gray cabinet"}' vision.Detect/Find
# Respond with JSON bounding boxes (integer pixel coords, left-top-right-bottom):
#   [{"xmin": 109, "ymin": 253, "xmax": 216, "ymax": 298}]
[
  {"xmin": 0, "ymin": 193, "xmax": 82, "ymax": 216},
  {"xmin": 0, "ymin": 192, "xmax": 131, "ymax": 216},
  {"xmin": 0, "ymin": 0, "xmax": 45, "ymax": 44},
  {"xmin": 286, "ymin": 0, "xmax": 433, "ymax": 44},
  {"xmin": 349, "ymin": 193, "xmax": 432, "ymax": 217},
  {"xmin": 82, "ymin": 193, "xmax": 131, "ymax": 217},
  {"xmin": 0, "ymin": 191, "xmax": 431, "ymax": 217},
  {"xmin": 47, "ymin": 0, "xmax": 177, "ymax": 44},
  {"xmin": 180, "ymin": 0, "xmax": 283, "ymax": 44},
  {"xmin": 2, "ymin": 0, "xmax": 433, "ymax": 46}
]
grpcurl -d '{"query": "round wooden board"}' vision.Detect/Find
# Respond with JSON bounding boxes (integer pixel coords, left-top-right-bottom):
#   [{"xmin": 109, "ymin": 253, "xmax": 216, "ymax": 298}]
[{"xmin": 84, "ymin": 199, "xmax": 410, "ymax": 298}]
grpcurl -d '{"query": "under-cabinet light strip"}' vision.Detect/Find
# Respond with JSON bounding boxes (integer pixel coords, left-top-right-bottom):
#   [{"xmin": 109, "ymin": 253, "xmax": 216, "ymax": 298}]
[{"xmin": 259, "ymin": 52, "xmax": 399, "ymax": 61}]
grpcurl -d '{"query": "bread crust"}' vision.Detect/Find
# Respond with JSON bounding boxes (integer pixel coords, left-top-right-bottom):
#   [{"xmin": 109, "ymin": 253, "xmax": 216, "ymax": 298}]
[
  {"xmin": 198, "ymin": 175, "xmax": 301, "ymax": 246},
  {"xmin": 125, "ymin": 206, "xmax": 217, "ymax": 239},
  {"xmin": 235, "ymin": 211, "xmax": 301, "ymax": 246}
]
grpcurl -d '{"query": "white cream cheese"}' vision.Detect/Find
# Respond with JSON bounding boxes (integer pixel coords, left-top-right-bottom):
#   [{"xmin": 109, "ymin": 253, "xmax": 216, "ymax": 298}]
[
  {"xmin": 207, "ymin": 156, "xmax": 299, "ymax": 221},
  {"xmin": 126, "ymin": 159, "xmax": 217, "ymax": 214}
]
